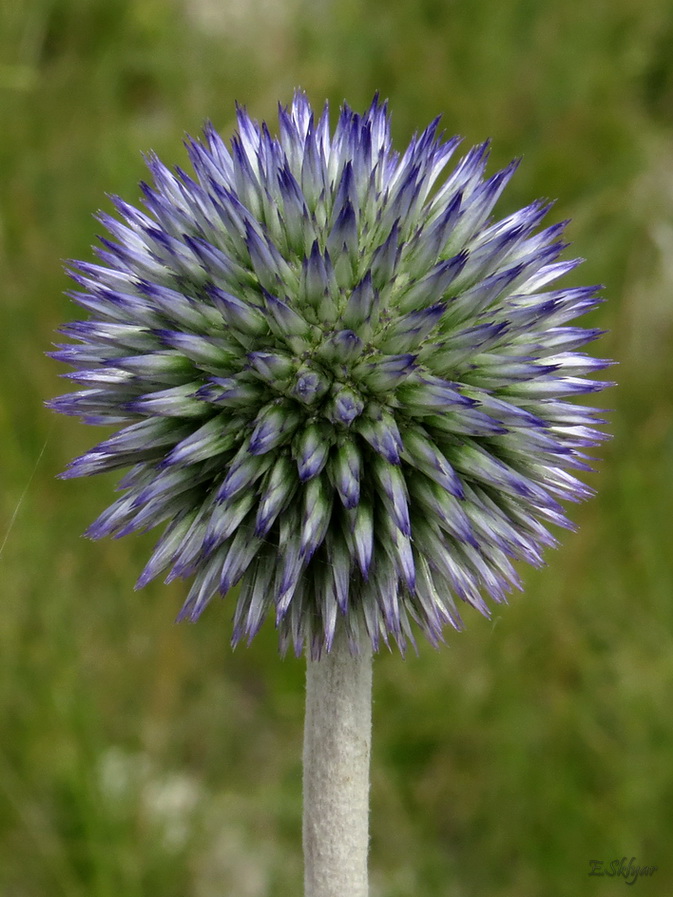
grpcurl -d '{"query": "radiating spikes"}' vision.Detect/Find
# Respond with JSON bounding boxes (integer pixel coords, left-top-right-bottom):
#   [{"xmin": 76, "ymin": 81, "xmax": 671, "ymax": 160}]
[
  {"xmin": 183, "ymin": 234, "xmax": 240, "ymax": 284},
  {"xmin": 551, "ymin": 423, "xmax": 611, "ymax": 448},
  {"xmin": 248, "ymin": 400, "xmax": 302, "ymax": 455},
  {"xmin": 413, "ymin": 552, "xmax": 462, "ymax": 638},
  {"xmin": 445, "ymin": 158, "xmax": 521, "ymax": 252},
  {"xmin": 301, "ymin": 124, "xmax": 328, "ymax": 210},
  {"xmin": 405, "ymin": 193, "xmax": 464, "ymax": 275},
  {"xmin": 538, "ymin": 351, "xmax": 615, "ymax": 376},
  {"xmin": 163, "ymin": 414, "xmax": 236, "ymax": 467},
  {"xmin": 521, "ymin": 398, "xmax": 611, "ymax": 427},
  {"xmin": 61, "ymin": 285, "xmax": 150, "ymax": 327},
  {"xmin": 422, "ymin": 405, "xmax": 508, "ymax": 438},
  {"xmin": 176, "ymin": 546, "xmax": 228, "ymax": 621},
  {"xmin": 380, "ymin": 165, "xmax": 424, "ymax": 236},
  {"xmin": 327, "ymin": 199, "xmax": 359, "ymax": 259},
  {"xmin": 217, "ymin": 439, "xmax": 274, "ymax": 501},
  {"xmin": 503, "ymin": 374, "xmax": 613, "ymax": 400},
  {"xmin": 517, "ymin": 260, "xmax": 590, "ymax": 296},
  {"xmin": 262, "ymin": 289, "xmax": 317, "ymax": 353},
  {"xmin": 56, "ymin": 319, "xmax": 154, "ymax": 351},
  {"xmin": 378, "ymin": 301, "xmax": 446, "ymax": 354},
  {"xmin": 459, "ymin": 389, "xmax": 546, "ymax": 429},
  {"xmin": 246, "ymin": 350, "xmax": 295, "ymax": 386},
  {"xmin": 294, "ymin": 421, "xmax": 333, "ymax": 482},
  {"xmin": 163, "ymin": 496, "xmax": 215, "ymax": 579},
  {"xmin": 396, "ymin": 374, "xmax": 474, "ymax": 415},
  {"xmin": 127, "ymin": 382, "xmax": 209, "ymax": 418},
  {"xmin": 313, "ymin": 557, "xmax": 340, "ymax": 653},
  {"xmin": 244, "ymin": 224, "xmax": 297, "ymax": 291},
  {"xmin": 492, "ymin": 426, "xmax": 573, "ymax": 459},
  {"xmin": 62, "ymin": 365, "xmax": 134, "ymax": 387},
  {"xmin": 203, "ymin": 489, "xmax": 256, "ymax": 551},
  {"xmin": 401, "ymin": 425, "xmax": 464, "ymax": 497},
  {"xmin": 96, "ymin": 417, "xmax": 193, "ymax": 456},
  {"xmin": 444, "ymin": 265, "xmax": 532, "ymax": 326},
  {"xmin": 82, "ymin": 490, "xmax": 142, "ymax": 539},
  {"xmin": 136, "ymin": 511, "xmax": 197, "ymax": 588},
  {"xmin": 325, "ymin": 528, "xmax": 352, "ymax": 614},
  {"xmin": 459, "ymin": 540, "xmax": 519, "ymax": 603},
  {"xmin": 426, "ymin": 321, "xmax": 508, "ymax": 371},
  {"xmin": 349, "ymin": 497, "xmax": 374, "ymax": 578},
  {"xmin": 448, "ymin": 440, "xmax": 561, "ymax": 507},
  {"xmin": 342, "ymin": 272, "xmax": 379, "ymax": 332},
  {"xmin": 504, "ymin": 285, "xmax": 599, "ymax": 330},
  {"xmin": 290, "ymin": 89, "xmax": 314, "ymax": 138},
  {"xmin": 121, "ymin": 462, "xmax": 210, "ymax": 511},
  {"xmin": 255, "ymin": 454, "xmax": 297, "ymax": 535},
  {"xmin": 133, "ymin": 281, "xmax": 216, "ymax": 331},
  {"xmin": 232, "ymin": 551, "xmax": 277, "ymax": 645},
  {"xmin": 463, "ymin": 482, "xmax": 551, "ymax": 561},
  {"xmin": 325, "ymin": 383, "xmax": 365, "ymax": 426},
  {"xmin": 409, "ymin": 474, "xmax": 477, "ymax": 547},
  {"xmin": 355, "ymin": 405, "xmax": 403, "ymax": 464},
  {"xmin": 475, "ymin": 199, "xmax": 550, "ymax": 247},
  {"xmin": 277, "ymin": 572, "xmax": 308, "ymax": 657},
  {"xmin": 519, "ymin": 325, "xmax": 606, "ymax": 355},
  {"xmin": 371, "ymin": 550, "xmax": 402, "ymax": 637},
  {"xmin": 154, "ymin": 330, "xmax": 236, "ymax": 369},
  {"xmin": 58, "ymin": 445, "xmax": 143, "ymax": 480},
  {"xmin": 354, "ymin": 353, "xmax": 417, "ymax": 393},
  {"xmin": 300, "ymin": 240, "xmax": 329, "ymax": 310},
  {"xmin": 355, "ymin": 578, "xmax": 383, "ymax": 653},
  {"xmin": 117, "ymin": 487, "xmax": 200, "ymax": 539},
  {"xmin": 300, "ymin": 475, "xmax": 333, "ymax": 561},
  {"xmin": 332, "ymin": 161, "xmax": 359, "ymax": 219},
  {"xmin": 206, "ymin": 285, "xmax": 268, "ymax": 336},
  {"xmin": 380, "ymin": 512, "xmax": 416, "ymax": 592},
  {"xmin": 330, "ymin": 441, "xmax": 361, "ymax": 509},
  {"xmin": 275, "ymin": 505, "xmax": 306, "ymax": 618},
  {"xmin": 50, "ymin": 91, "xmax": 611, "ymax": 656},
  {"xmin": 47, "ymin": 388, "xmax": 134, "ymax": 425},
  {"xmin": 466, "ymin": 352, "xmax": 559, "ymax": 385},
  {"xmin": 316, "ymin": 329, "xmax": 364, "ymax": 365},
  {"xmin": 409, "ymin": 516, "xmax": 469, "ymax": 603},
  {"xmin": 185, "ymin": 128, "xmax": 232, "ymax": 190},
  {"xmin": 218, "ymin": 525, "xmax": 264, "ymax": 596},
  {"xmin": 195, "ymin": 375, "xmax": 266, "ymax": 408},
  {"xmin": 370, "ymin": 220, "xmax": 402, "ymax": 287},
  {"xmin": 372, "ymin": 456, "xmax": 411, "ymax": 535},
  {"xmin": 427, "ymin": 141, "xmax": 490, "ymax": 217}
]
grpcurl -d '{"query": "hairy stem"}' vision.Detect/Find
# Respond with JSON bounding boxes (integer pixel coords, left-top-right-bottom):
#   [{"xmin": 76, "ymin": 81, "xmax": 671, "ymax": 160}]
[{"xmin": 303, "ymin": 630, "xmax": 373, "ymax": 897}]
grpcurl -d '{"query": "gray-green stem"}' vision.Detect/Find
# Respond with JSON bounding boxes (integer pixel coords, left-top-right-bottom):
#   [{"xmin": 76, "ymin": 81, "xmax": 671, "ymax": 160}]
[{"xmin": 302, "ymin": 630, "xmax": 373, "ymax": 897}]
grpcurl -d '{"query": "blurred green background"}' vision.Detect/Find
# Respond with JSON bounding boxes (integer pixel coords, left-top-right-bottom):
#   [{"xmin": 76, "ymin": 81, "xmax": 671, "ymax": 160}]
[{"xmin": 1, "ymin": 0, "xmax": 672, "ymax": 894}]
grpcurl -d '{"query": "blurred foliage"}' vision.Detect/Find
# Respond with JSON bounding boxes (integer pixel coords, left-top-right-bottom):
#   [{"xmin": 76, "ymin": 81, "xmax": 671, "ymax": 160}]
[{"xmin": 1, "ymin": 0, "xmax": 672, "ymax": 894}]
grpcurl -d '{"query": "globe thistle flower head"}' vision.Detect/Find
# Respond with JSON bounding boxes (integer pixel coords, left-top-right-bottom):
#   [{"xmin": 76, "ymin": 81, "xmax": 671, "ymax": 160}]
[{"xmin": 50, "ymin": 91, "xmax": 612, "ymax": 658}]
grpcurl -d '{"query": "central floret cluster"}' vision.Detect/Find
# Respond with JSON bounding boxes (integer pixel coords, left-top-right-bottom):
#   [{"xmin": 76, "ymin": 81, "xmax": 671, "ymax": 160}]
[{"xmin": 50, "ymin": 91, "xmax": 611, "ymax": 657}]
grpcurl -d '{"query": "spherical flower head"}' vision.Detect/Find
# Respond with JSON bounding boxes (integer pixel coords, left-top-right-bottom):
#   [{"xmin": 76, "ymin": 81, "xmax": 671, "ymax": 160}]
[{"xmin": 49, "ymin": 90, "xmax": 612, "ymax": 658}]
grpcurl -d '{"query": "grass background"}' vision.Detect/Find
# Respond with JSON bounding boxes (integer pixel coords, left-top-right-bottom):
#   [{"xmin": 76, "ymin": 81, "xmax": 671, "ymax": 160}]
[{"xmin": 2, "ymin": 0, "xmax": 672, "ymax": 894}]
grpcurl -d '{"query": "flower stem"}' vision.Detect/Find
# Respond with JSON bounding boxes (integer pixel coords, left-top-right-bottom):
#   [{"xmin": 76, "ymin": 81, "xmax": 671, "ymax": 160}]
[{"xmin": 303, "ymin": 630, "xmax": 373, "ymax": 897}]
